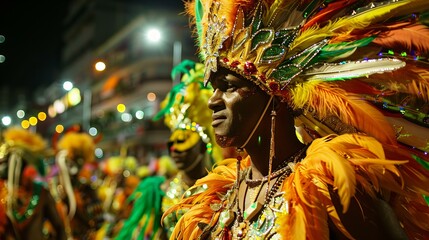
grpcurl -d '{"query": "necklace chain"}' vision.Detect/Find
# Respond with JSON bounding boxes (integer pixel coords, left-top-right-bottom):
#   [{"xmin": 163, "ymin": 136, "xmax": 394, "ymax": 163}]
[{"xmin": 245, "ymin": 146, "xmax": 307, "ymax": 187}]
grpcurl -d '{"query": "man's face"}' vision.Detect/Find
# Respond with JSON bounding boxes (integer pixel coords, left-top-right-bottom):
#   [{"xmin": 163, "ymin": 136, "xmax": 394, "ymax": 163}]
[
  {"xmin": 168, "ymin": 129, "xmax": 203, "ymax": 170},
  {"xmin": 208, "ymin": 68, "xmax": 270, "ymax": 148}
]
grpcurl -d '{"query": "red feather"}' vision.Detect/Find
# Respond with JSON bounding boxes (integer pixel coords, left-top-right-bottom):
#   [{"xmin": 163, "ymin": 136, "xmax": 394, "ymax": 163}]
[
  {"xmin": 303, "ymin": 0, "xmax": 358, "ymax": 31},
  {"xmin": 337, "ymin": 80, "xmax": 383, "ymax": 95}
]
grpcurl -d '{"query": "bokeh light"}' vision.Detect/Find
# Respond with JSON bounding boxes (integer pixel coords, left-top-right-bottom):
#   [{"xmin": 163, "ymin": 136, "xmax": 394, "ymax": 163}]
[
  {"xmin": 21, "ymin": 120, "xmax": 30, "ymax": 129},
  {"xmin": 17, "ymin": 110, "xmax": 25, "ymax": 119},
  {"xmin": 63, "ymin": 81, "xmax": 73, "ymax": 91},
  {"xmin": 147, "ymin": 92, "xmax": 156, "ymax": 102},
  {"xmin": 117, "ymin": 103, "xmax": 126, "ymax": 113},
  {"xmin": 121, "ymin": 113, "xmax": 132, "ymax": 122},
  {"xmin": 55, "ymin": 124, "xmax": 64, "ymax": 133},
  {"xmin": 146, "ymin": 28, "xmax": 161, "ymax": 42},
  {"xmin": 95, "ymin": 148, "xmax": 104, "ymax": 158},
  {"xmin": 135, "ymin": 110, "xmax": 144, "ymax": 120},
  {"xmin": 1, "ymin": 116, "xmax": 11, "ymax": 126},
  {"xmin": 38, "ymin": 112, "xmax": 47, "ymax": 121},
  {"xmin": 95, "ymin": 61, "xmax": 106, "ymax": 71},
  {"xmin": 89, "ymin": 127, "xmax": 98, "ymax": 136},
  {"xmin": 29, "ymin": 117, "xmax": 38, "ymax": 126}
]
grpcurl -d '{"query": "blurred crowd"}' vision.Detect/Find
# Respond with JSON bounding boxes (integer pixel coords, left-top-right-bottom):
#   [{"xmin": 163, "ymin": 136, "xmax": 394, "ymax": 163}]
[{"xmin": 0, "ymin": 126, "xmax": 182, "ymax": 240}]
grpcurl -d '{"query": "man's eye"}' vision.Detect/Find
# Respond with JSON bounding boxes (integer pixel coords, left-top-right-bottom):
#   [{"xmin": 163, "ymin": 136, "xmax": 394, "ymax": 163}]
[{"xmin": 226, "ymin": 82, "xmax": 237, "ymax": 92}]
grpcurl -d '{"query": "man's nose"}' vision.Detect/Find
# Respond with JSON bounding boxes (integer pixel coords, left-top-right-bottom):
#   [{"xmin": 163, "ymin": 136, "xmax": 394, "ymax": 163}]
[{"xmin": 208, "ymin": 89, "xmax": 223, "ymax": 110}]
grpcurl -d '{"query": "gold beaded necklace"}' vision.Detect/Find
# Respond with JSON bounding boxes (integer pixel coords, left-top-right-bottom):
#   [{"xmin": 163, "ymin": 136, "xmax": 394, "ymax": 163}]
[{"xmin": 227, "ymin": 146, "xmax": 307, "ymax": 239}]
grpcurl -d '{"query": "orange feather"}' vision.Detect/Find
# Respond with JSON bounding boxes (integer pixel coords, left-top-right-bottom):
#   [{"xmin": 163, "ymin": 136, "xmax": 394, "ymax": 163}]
[
  {"xmin": 373, "ymin": 24, "xmax": 429, "ymax": 52},
  {"xmin": 293, "ymin": 82, "xmax": 397, "ymax": 145},
  {"xmin": 356, "ymin": 63, "xmax": 429, "ymax": 102}
]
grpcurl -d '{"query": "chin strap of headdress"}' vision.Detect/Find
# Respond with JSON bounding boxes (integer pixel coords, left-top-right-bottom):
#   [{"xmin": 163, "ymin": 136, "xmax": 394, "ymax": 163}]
[{"xmin": 238, "ymin": 95, "xmax": 274, "ymax": 150}]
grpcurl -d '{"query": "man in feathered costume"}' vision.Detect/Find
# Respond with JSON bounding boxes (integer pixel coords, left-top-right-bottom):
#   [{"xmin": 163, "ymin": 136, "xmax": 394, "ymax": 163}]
[
  {"xmin": 56, "ymin": 130, "xmax": 103, "ymax": 239},
  {"xmin": 165, "ymin": 0, "xmax": 429, "ymax": 239},
  {"xmin": 115, "ymin": 60, "xmax": 223, "ymax": 239},
  {"xmin": 0, "ymin": 127, "xmax": 67, "ymax": 240}
]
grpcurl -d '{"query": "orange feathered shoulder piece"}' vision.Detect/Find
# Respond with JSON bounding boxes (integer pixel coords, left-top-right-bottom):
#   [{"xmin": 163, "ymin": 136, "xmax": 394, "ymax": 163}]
[
  {"xmin": 277, "ymin": 134, "xmax": 429, "ymax": 240},
  {"xmin": 165, "ymin": 134, "xmax": 429, "ymax": 239},
  {"xmin": 163, "ymin": 157, "xmax": 249, "ymax": 239}
]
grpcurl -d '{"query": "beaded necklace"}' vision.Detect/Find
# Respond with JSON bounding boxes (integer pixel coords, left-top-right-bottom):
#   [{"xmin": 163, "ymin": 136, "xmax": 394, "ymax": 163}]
[
  {"xmin": 215, "ymin": 146, "xmax": 308, "ymax": 239},
  {"xmin": 245, "ymin": 145, "xmax": 307, "ymax": 187},
  {"xmin": 13, "ymin": 182, "xmax": 42, "ymax": 223}
]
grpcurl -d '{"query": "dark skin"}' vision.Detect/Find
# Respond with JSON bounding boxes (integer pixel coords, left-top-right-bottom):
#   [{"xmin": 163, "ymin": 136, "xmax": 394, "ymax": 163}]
[{"xmin": 208, "ymin": 67, "xmax": 407, "ymax": 239}]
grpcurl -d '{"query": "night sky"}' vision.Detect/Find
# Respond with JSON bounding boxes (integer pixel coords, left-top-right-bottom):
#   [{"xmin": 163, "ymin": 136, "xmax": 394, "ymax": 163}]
[
  {"xmin": 0, "ymin": 1, "xmax": 67, "ymax": 96},
  {"xmin": 0, "ymin": 0, "xmax": 184, "ymax": 111}
]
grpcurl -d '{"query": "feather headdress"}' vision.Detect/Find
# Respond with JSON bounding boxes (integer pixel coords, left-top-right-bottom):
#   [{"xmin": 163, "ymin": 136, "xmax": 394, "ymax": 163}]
[
  {"xmin": 185, "ymin": 0, "xmax": 429, "ymax": 155},
  {"xmin": 173, "ymin": 0, "xmax": 429, "ymax": 239},
  {"xmin": 0, "ymin": 128, "xmax": 48, "ymax": 225},
  {"xmin": 154, "ymin": 59, "xmax": 222, "ymax": 162}
]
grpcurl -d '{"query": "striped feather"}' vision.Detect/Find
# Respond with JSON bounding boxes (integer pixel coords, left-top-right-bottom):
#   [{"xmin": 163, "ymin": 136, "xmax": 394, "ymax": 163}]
[
  {"xmin": 291, "ymin": 81, "xmax": 397, "ymax": 145},
  {"xmin": 304, "ymin": 58, "xmax": 405, "ymax": 81},
  {"xmin": 357, "ymin": 63, "xmax": 429, "ymax": 101},
  {"xmin": 289, "ymin": 1, "xmax": 409, "ymax": 54}
]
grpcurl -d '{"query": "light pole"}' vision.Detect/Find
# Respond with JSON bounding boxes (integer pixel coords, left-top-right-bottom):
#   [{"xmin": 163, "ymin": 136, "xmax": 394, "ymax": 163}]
[{"xmin": 172, "ymin": 41, "xmax": 182, "ymax": 85}]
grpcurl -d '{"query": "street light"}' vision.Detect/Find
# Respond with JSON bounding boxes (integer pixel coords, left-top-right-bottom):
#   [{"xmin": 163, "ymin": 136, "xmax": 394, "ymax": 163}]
[
  {"xmin": 146, "ymin": 28, "xmax": 161, "ymax": 43},
  {"xmin": 1, "ymin": 116, "xmax": 11, "ymax": 126},
  {"xmin": 145, "ymin": 27, "xmax": 182, "ymax": 85},
  {"xmin": 63, "ymin": 81, "xmax": 74, "ymax": 91}
]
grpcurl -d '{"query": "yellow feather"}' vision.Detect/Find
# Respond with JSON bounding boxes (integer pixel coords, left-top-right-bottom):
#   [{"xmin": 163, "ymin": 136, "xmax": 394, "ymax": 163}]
[
  {"xmin": 290, "ymin": 204, "xmax": 307, "ymax": 240},
  {"xmin": 289, "ymin": 0, "xmax": 409, "ymax": 55},
  {"xmin": 305, "ymin": 138, "xmax": 356, "ymax": 212},
  {"xmin": 312, "ymin": 174, "xmax": 354, "ymax": 239},
  {"xmin": 291, "ymin": 81, "xmax": 397, "ymax": 145}
]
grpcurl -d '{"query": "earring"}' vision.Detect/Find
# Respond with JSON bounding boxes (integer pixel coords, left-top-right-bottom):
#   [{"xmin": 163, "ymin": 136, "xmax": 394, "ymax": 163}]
[
  {"xmin": 266, "ymin": 103, "xmax": 277, "ymax": 200},
  {"xmin": 235, "ymin": 148, "xmax": 244, "ymax": 223}
]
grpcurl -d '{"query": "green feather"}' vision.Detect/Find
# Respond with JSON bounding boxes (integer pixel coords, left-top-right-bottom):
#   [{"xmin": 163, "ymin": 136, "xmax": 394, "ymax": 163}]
[
  {"xmin": 195, "ymin": 0, "xmax": 204, "ymax": 56},
  {"xmin": 115, "ymin": 176, "xmax": 166, "ymax": 240},
  {"xmin": 170, "ymin": 59, "xmax": 197, "ymax": 81},
  {"xmin": 152, "ymin": 83, "xmax": 185, "ymax": 121},
  {"xmin": 154, "ymin": 60, "xmax": 210, "ymax": 122},
  {"xmin": 424, "ymin": 195, "xmax": 429, "ymax": 206},
  {"xmin": 412, "ymin": 154, "xmax": 429, "ymax": 170},
  {"xmin": 310, "ymin": 36, "xmax": 376, "ymax": 65}
]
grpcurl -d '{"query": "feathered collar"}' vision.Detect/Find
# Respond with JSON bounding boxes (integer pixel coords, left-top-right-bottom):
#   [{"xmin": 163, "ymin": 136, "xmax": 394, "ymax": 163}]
[{"xmin": 164, "ymin": 134, "xmax": 429, "ymax": 239}]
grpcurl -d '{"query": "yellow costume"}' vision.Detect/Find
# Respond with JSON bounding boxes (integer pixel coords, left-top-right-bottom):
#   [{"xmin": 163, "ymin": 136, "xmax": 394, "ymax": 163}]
[{"xmin": 116, "ymin": 60, "xmax": 222, "ymax": 240}]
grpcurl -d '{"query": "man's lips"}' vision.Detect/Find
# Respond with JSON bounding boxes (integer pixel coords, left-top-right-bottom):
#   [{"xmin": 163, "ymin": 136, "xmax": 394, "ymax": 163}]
[{"xmin": 212, "ymin": 114, "xmax": 226, "ymax": 127}]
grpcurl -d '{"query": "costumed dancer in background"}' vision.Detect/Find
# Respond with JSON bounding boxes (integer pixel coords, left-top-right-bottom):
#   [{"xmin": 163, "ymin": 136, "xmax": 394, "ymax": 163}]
[
  {"xmin": 0, "ymin": 127, "xmax": 67, "ymax": 240},
  {"xmin": 95, "ymin": 150, "xmax": 141, "ymax": 239},
  {"xmin": 115, "ymin": 60, "xmax": 223, "ymax": 240},
  {"xmin": 166, "ymin": 0, "xmax": 429, "ymax": 239},
  {"xmin": 55, "ymin": 129, "xmax": 103, "ymax": 239}
]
